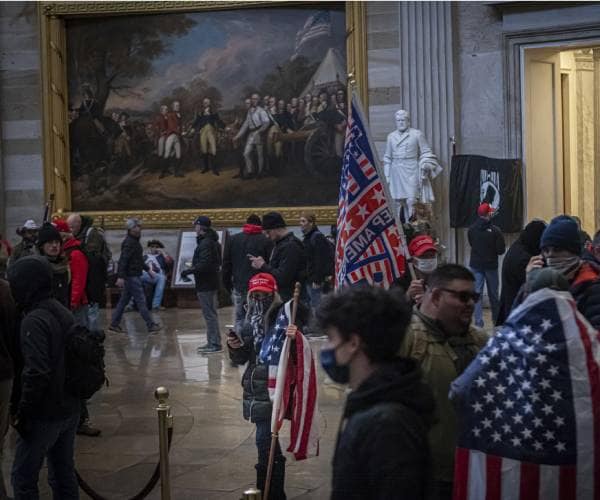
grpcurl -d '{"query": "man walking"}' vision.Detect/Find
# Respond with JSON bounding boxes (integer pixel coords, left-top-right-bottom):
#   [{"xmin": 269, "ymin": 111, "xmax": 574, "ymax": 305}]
[
  {"xmin": 9, "ymin": 219, "xmax": 38, "ymax": 266},
  {"xmin": 67, "ymin": 213, "xmax": 111, "ymax": 331},
  {"xmin": 108, "ymin": 218, "xmax": 161, "ymax": 334},
  {"xmin": 8, "ymin": 257, "xmax": 81, "ymax": 499},
  {"xmin": 181, "ymin": 216, "xmax": 223, "ymax": 353},
  {"xmin": 222, "ymin": 214, "xmax": 272, "ymax": 338},
  {"xmin": 467, "ymin": 202, "xmax": 506, "ymax": 327},
  {"xmin": 250, "ymin": 212, "xmax": 306, "ymax": 302},
  {"xmin": 399, "ymin": 264, "xmax": 487, "ymax": 500}
]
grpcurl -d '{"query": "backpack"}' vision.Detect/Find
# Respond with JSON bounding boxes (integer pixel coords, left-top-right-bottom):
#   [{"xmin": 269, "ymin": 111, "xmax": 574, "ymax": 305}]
[
  {"xmin": 64, "ymin": 324, "xmax": 106, "ymax": 399},
  {"xmin": 309, "ymin": 230, "xmax": 335, "ymax": 276},
  {"xmin": 38, "ymin": 302, "xmax": 106, "ymax": 399}
]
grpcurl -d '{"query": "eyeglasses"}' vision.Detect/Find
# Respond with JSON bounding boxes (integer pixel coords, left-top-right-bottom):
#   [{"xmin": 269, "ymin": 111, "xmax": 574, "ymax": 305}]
[{"xmin": 438, "ymin": 288, "xmax": 480, "ymax": 303}]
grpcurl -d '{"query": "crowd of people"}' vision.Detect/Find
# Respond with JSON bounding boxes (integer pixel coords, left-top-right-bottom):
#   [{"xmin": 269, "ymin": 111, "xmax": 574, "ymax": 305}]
[{"xmin": 0, "ymin": 203, "xmax": 599, "ymax": 499}]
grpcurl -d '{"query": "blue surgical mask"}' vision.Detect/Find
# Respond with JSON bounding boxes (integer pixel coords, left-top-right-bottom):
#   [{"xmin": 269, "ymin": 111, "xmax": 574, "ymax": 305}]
[{"xmin": 320, "ymin": 345, "xmax": 350, "ymax": 384}]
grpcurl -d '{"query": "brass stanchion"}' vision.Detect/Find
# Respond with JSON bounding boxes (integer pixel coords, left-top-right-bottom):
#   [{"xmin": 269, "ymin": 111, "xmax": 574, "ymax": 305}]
[
  {"xmin": 241, "ymin": 488, "xmax": 262, "ymax": 500},
  {"xmin": 155, "ymin": 387, "xmax": 172, "ymax": 500}
]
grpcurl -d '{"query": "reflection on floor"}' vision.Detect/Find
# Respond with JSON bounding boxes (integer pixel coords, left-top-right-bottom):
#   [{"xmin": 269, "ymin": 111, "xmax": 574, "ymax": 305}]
[{"xmin": 3, "ymin": 307, "xmax": 346, "ymax": 500}]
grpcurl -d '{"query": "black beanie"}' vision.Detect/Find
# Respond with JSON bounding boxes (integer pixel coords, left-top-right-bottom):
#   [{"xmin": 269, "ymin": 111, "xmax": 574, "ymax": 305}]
[
  {"xmin": 540, "ymin": 215, "xmax": 582, "ymax": 256},
  {"xmin": 37, "ymin": 222, "xmax": 62, "ymax": 248},
  {"xmin": 262, "ymin": 212, "xmax": 286, "ymax": 230}
]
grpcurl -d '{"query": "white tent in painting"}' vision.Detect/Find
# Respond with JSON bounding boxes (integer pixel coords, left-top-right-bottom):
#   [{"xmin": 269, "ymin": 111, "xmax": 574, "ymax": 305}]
[{"xmin": 301, "ymin": 48, "xmax": 347, "ymax": 97}]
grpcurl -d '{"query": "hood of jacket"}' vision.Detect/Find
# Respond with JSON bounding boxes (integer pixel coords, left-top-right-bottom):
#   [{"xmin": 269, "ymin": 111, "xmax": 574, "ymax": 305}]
[
  {"xmin": 62, "ymin": 238, "xmax": 82, "ymax": 253},
  {"xmin": 473, "ymin": 217, "xmax": 493, "ymax": 231},
  {"xmin": 344, "ymin": 357, "xmax": 435, "ymax": 426},
  {"xmin": 75, "ymin": 215, "xmax": 94, "ymax": 240},
  {"xmin": 243, "ymin": 224, "xmax": 263, "ymax": 235},
  {"xmin": 7, "ymin": 255, "xmax": 53, "ymax": 309},
  {"xmin": 519, "ymin": 220, "xmax": 546, "ymax": 255},
  {"xmin": 197, "ymin": 227, "xmax": 219, "ymax": 243}
]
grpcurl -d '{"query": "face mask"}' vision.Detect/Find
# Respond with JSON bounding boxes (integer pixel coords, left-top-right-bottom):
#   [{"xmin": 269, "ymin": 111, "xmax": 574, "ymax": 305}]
[
  {"xmin": 414, "ymin": 256, "xmax": 438, "ymax": 274},
  {"xmin": 320, "ymin": 345, "xmax": 350, "ymax": 384},
  {"xmin": 546, "ymin": 256, "xmax": 580, "ymax": 274}
]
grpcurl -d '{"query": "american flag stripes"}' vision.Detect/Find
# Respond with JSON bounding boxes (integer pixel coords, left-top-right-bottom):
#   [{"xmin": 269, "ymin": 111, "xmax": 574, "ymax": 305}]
[
  {"xmin": 292, "ymin": 11, "xmax": 332, "ymax": 58},
  {"xmin": 335, "ymin": 92, "xmax": 407, "ymax": 289},
  {"xmin": 451, "ymin": 288, "xmax": 600, "ymax": 500},
  {"xmin": 261, "ymin": 301, "xmax": 320, "ymax": 460}
]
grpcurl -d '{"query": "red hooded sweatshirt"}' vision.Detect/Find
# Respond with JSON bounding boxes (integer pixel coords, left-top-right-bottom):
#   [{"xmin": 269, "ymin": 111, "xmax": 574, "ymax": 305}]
[{"xmin": 63, "ymin": 238, "xmax": 88, "ymax": 309}]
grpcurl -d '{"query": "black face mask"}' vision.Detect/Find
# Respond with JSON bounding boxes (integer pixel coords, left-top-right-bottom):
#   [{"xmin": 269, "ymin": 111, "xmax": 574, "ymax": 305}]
[{"xmin": 319, "ymin": 345, "xmax": 350, "ymax": 384}]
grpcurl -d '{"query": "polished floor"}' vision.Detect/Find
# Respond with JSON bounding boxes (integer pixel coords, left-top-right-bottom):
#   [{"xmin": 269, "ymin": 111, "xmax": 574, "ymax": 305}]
[{"xmin": 3, "ymin": 306, "xmax": 347, "ymax": 499}]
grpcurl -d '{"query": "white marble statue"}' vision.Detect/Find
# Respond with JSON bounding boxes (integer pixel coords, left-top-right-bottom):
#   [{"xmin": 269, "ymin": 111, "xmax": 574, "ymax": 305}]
[{"xmin": 383, "ymin": 110, "xmax": 442, "ymax": 220}]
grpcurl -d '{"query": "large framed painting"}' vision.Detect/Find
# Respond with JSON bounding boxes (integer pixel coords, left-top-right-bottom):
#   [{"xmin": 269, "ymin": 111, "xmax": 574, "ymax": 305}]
[{"xmin": 40, "ymin": 2, "xmax": 367, "ymax": 228}]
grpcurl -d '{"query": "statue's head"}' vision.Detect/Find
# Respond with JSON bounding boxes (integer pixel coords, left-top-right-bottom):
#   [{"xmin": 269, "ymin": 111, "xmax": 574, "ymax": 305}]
[{"xmin": 395, "ymin": 110, "xmax": 410, "ymax": 132}]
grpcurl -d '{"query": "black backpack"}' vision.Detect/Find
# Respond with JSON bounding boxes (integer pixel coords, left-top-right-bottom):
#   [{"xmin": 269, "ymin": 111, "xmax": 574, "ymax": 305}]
[
  {"xmin": 64, "ymin": 324, "xmax": 106, "ymax": 399},
  {"xmin": 38, "ymin": 303, "xmax": 106, "ymax": 400}
]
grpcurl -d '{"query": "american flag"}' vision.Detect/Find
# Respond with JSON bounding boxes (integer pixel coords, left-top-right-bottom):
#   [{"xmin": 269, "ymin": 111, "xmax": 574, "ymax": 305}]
[
  {"xmin": 335, "ymin": 92, "xmax": 407, "ymax": 289},
  {"xmin": 292, "ymin": 11, "xmax": 332, "ymax": 59},
  {"xmin": 450, "ymin": 288, "xmax": 600, "ymax": 500},
  {"xmin": 260, "ymin": 301, "xmax": 320, "ymax": 460}
]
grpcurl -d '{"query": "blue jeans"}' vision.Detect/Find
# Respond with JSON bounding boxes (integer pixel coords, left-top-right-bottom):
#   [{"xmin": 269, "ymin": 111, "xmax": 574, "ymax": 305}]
[
  {"xmin": 472, "ymin": 268, "xmax": 500, "ymax": 328},
  {"xmin": 196, "ymin": 290, "xmax": 221, "ymax": 349},
  {"xmin": 141, "ymin": 271, "xmax": 167, "ymax": 309},
  {"xmin": 111, "ymin": 276, "xmax": 154, "ymax": 329},
  {"xmin": 72, "ymin": 305, "xmax": 89, "ymax": 329},
  {"xmin": 255, "ymin": 418, "xmax": 286, "ymax": 499},
  {"xmin": 232, "ymin": 288, "xmax": 247, "ymax": 336},
  {"xmin": 12, "ymin": 413, "xmax": 80, "ymax": 500},
  {"xmin": 87, "ymin": 302, "xmax": 100, "ymax": 332}
]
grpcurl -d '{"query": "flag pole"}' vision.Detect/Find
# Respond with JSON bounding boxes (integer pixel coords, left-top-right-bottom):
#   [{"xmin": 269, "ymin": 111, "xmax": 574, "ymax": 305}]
[
  {"xmin": 346, "ymin": 77, "xmax": 416, "ymax": 280},
  {"xmin": 263, "ymin": 282, "xmax": 302, "ymax": 500}
]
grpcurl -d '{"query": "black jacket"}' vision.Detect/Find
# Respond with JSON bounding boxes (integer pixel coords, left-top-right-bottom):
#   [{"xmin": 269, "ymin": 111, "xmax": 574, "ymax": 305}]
[
  {"xmin": 228, "ymin": 301, "xmax": 308, "ymax": 423},
  {"xmin": 467, "ymin": 218, "xmax": 506, "ymax": 270},
  {"xmin": 0, "ymin": 279, "xmax": 16, "ymax": 382},
  {"xmin": 570, "ymin": 261, "xmax": 600, "ymax": 330},
  {"xmin": 117, "ymin": 233, "xmax": 147, "ymax": 279},
  {"xmin": 75, "ymin": 216, "xmax": 110, "ymax": 303},
  {"xmin": 222, "ymin": 226, "xmax": 273, "ymax": 293},
  {"xmin": 190, "ymin": 228, "xmax": 221, "ymax": 292},
  {"xmin": 496, "ymin": 220, "xmax": 546, "ymax": 325},
  {"xmin": 7, "ymin": 257, "xmax": 80, "ymax": 423},
  {"xmin": 331, "ymin": 358, "xmax": 434, "ymax": 500},
  {"xmin": 303, "ymin": 227, "xmax": 333, "ymax": 284},
  {"xmin": 261, "ymin": 232, "xmax": 306, "ymax": 302}
]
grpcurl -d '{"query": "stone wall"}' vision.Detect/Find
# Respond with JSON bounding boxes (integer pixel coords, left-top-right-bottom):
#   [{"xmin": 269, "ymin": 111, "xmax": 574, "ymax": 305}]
[{"xmin": 0, "ymin": 3, "xmax": 43, "ymax": 243}]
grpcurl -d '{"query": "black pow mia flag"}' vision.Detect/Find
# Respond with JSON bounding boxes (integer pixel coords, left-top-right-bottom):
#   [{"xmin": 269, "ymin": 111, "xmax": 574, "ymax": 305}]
[{"xmin": 449, "ymin": 155, "xmax": 523, "ymax": 233}]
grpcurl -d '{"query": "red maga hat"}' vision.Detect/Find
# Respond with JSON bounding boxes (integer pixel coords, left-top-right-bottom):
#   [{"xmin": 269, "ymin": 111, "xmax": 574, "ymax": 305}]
[
  {"xmin": 53, "ymin": 219, "xmax": 70, "ymax": 233},
  {"xmin": 477, "ymin": 202, "xmax": 495, "ymax": 217},
  {"xmin": 248, "ymin": 273, "xmax": 278, "ymax": 293},
  {"xmin": 408, "ymin": 235, "xmax": 437, "ymax": 257}
]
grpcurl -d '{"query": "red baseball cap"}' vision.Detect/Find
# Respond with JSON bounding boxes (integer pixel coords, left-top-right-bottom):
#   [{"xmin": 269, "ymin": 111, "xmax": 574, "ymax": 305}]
[
  {"xmin": 248, "ymin": 273, "xmax": 278, "ymax": 293},
  {"xmin": 477, "ymin": 202, "xmax": 495, "ymax": 217},
  {"xmin": 53, "ymin": 219, "xmax": 70, "ymax": 233},
  {"xmin": 408, "ymin": 235, "xmax": 437, "ymax": 257}
]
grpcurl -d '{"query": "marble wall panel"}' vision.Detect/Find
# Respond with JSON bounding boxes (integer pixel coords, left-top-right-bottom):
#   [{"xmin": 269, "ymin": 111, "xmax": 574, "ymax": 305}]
[
  {"xmin": 368, "ymin": 48, "xmax": 402, "ymax": 89},
  {"xmin": 3, "ymin": 154, "xmax": 43, "ymax": 190},
  {"xmin": 2, "ymin": 119, "xmax": 41, "ymax": 140}
]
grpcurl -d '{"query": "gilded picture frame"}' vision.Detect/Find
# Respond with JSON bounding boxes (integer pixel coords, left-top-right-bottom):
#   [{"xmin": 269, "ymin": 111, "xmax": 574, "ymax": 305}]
[{"xmin": 39, "ymin": 1, "xmax": 368, "ymax": 229}]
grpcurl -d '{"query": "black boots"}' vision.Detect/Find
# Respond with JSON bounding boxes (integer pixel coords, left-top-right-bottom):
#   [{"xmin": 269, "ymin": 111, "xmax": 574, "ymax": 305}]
[
  {"xmin": 158, "ymin": 157, "xmax": 170, "ymax": 178},
  {"xmin": 201, "ymin": 154, "xmax": 219, "ymax": 175},
  {"xmin": 173, "ymin": 158, "xmax": 184, "ymax": 177},
  {"xmin": 201, "ymin": 154, "xmax": 210, "ymax": 173}
]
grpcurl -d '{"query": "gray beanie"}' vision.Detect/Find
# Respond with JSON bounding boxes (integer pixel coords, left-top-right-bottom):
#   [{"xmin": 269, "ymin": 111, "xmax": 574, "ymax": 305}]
[{"xmin": 126, "ymin": 217, "xmax": 141, "ymax": 230}]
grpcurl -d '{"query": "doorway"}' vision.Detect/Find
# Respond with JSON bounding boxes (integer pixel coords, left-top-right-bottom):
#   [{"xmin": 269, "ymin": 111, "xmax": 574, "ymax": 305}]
[{"xmin": 523, "ymin": 44, "xmax": 600, "ymax": 234}]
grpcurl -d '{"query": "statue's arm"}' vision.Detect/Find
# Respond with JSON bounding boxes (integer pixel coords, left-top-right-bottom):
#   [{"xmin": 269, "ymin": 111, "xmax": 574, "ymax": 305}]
[
  {"xmin": 416, "ymin": 130, "xmax": 433, "ymax": 156},
  {"xmin": 383, "ymin": 136, "xmax": 392, "ymax": 179}
]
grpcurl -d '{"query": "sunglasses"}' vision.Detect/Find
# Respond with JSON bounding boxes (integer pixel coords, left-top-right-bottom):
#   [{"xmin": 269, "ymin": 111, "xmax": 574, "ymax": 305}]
[{"xmin": 438, "ymin": 288, "xmax": 480, "ymax": 303}]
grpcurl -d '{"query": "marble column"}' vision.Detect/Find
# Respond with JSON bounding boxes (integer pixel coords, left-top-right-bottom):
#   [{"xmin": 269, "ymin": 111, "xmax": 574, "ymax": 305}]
[
  {"xmin": 399, "ymin": 2, "xmax": 456, "ymax": 259},
  {"xmin": 594, "ymin": 48, "xmax": 600, "ymax": 231}
]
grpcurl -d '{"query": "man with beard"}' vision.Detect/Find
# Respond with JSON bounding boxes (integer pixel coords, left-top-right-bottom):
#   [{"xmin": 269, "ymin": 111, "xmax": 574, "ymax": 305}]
[
  {"xmin": 10, "ymin": 220, "xmax": 39, "ymax": 266},
  {"xmin": 399, "ymin": 264, "xmax": 487, "ymax": 500}
]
